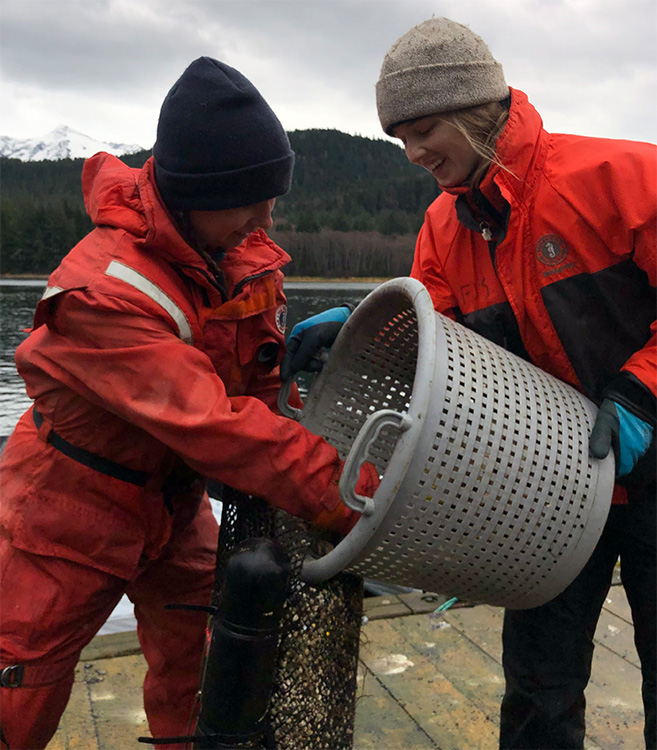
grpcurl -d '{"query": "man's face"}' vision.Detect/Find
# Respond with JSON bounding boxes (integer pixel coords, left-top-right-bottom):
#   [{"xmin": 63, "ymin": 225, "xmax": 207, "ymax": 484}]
[
  {"xmin": 394, "ymin": 114, "xmax": 480, "ymax": 189},
  {"xmin": 188, "ymin": 198, "xmax": 276, "ymax": 254}
]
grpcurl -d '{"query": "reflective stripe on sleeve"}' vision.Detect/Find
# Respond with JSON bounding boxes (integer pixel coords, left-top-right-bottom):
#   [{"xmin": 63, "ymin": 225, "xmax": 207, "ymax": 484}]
[
  {"xmin": 41, "ymin": 285, "xmax": 64, "ymax": 300},
  {"xmin": 105, "ymin": 260, "xmax": 194, "ymax": 345}
]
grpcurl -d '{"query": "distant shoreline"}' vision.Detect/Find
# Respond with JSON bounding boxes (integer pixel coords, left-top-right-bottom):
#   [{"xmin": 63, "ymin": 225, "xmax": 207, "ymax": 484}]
[
  {"xmin": 1, "ymin": 274, "xmax": 389, "ymax": 283},
  {"xmin": 285, "ymin": 276, "xmax": 387, "ymax": 283}
]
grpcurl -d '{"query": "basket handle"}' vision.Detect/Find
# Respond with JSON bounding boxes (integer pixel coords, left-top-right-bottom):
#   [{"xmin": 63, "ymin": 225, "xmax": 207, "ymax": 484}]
[
  {"xmin": 340, "ymin": 409, "xmax": 412, "ymax": 516},
  {"xmin": 277, "ymin": 352, "xmax": 330, "ymax": 421},
  {"xmin": 277, "ymin": 378, "xmax": 302, "ymax": 420}
]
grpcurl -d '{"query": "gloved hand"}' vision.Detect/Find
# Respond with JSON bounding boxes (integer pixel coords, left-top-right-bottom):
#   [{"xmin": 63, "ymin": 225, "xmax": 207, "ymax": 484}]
[
  {"xmin": 313, "ymin": 461, "xmax": 380, "ymax": 535},
  {"xmin": 280, "ymin": 305, "xmax": 353, "ymax": 381},
  {"xmin": 589, "ymin": 399, "xmax": 654, "ymax": 477}
]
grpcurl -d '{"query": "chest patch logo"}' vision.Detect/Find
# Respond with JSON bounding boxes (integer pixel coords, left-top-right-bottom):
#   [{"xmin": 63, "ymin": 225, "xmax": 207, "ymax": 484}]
[
  {"xmin": 536, "ymin": 235, "xmax": 568, "ymax": 266},
  {"xmin": 275, "ymin": 304, "xmax": 287, "ymax": 334}
]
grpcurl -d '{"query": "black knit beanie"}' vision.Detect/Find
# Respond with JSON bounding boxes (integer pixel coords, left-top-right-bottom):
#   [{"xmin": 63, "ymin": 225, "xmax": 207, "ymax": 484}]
[{"xmin": 153, "ymin": 57, "xmax": 295, "ymax": 210}]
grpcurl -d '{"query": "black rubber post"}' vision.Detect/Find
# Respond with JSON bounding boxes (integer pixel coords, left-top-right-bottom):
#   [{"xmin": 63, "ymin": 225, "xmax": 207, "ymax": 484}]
[{"xmin": 194, "ymin": 537, "xmax": 291, "ymax": 749}]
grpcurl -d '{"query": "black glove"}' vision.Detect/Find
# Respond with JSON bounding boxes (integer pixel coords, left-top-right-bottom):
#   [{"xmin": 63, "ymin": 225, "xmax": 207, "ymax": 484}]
[
  {"xmin": 280, "ymin": 305, "xmax": 353, "ymax": 381},
  {"xmin": 589, "ymin": 374, "xmax": 655, "ymax": 477}
]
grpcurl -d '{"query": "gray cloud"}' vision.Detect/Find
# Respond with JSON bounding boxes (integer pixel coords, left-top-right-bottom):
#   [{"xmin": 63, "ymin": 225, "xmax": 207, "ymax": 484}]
[{"xmin": 1, "ymin": 0, "xmax": 655, "ymax": 145}]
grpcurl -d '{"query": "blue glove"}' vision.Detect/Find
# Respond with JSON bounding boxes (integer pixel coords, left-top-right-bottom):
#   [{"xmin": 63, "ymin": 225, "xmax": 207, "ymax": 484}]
[
  {"xmin": 280, "ymin": 305, "xmax": 353, "ymax": 381},
  {"xmin": 589, "ymin": 399, "xmax": 654, "ymax": 477}
]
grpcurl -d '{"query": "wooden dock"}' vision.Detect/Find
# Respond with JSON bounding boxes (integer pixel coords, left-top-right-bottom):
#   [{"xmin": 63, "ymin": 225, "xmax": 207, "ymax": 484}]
[{"xmin": 48, "ymin": 579, "xmax": 644, "ymax": 750}]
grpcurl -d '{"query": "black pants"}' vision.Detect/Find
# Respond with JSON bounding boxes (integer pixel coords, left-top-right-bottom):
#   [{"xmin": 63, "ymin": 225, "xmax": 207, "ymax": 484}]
[{"xmin": 500, "ymin": 487, "xmax": 656, "ymax": 750}]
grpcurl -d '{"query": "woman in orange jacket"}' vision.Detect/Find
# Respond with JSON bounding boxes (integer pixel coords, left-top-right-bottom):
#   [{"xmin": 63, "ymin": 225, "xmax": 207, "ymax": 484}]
[
  {"xmin": 284, "ymin": 17, "xmax": 655, "ymax": 750},
  {"xmin": 0, "ymin": 57, "xmax": 376, "ymax": 749}
]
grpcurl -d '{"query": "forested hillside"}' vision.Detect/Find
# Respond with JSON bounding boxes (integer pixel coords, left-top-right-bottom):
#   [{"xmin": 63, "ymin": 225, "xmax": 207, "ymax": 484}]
[{"xmin": 1, "ymin": 129, "xmax": 439, "ymax": 277}]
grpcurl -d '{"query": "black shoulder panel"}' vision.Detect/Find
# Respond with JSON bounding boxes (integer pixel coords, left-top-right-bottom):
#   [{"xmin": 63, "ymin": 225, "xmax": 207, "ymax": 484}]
[
  {"xmin": 462, "ymin": 301, "xmax": 531, "ymax": 361},
  {"xmin": 541, "ymin": 260, "xmax": 654, "ymax": 401}
]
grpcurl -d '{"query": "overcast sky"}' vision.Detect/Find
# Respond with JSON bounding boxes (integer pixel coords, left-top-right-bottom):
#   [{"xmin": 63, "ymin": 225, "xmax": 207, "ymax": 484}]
[{"xmin": 2, "ymin": 0, "xmax": 656, "ymax": 150}]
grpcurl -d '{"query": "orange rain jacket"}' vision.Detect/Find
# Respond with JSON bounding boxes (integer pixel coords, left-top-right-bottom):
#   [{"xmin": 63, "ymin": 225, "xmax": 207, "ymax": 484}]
[
  {"xmin": 411, "ymin": 89, "xmax": 656, "ymax": 497},
  {"xmin": 0, "ymin": 153, "xmax": 357, "ymax": 579}
]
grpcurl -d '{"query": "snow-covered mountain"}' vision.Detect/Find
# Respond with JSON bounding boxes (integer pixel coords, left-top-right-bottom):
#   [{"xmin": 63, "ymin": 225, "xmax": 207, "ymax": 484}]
[{"xmin": 0, "ymin": 125, "xmax": 145, "ymax": 162}]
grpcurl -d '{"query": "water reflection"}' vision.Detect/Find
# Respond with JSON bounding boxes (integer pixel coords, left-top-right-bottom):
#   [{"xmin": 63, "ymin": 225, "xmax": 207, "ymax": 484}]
[{"xmin": 0, "ymin": 281, "xmax": 379, "ymax": 435}]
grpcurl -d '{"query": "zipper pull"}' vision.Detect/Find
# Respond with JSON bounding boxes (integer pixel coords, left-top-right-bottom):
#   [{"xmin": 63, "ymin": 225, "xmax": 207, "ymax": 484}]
[{"xmin": 480, "ymin": 222, "xmax": 493, "ymax": 242}]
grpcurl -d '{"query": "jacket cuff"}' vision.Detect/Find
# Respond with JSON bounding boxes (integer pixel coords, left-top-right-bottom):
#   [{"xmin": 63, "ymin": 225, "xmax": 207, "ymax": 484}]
[{"xmin": 604, "ymin": 372, "xmax": 656, "ymax": 427}]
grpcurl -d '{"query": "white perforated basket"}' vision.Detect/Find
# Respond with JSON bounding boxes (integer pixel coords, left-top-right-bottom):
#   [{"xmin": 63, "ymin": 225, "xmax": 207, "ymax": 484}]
[{"xmin": 279, "ymin": 278, "xmax": 614, "ymax": 609}]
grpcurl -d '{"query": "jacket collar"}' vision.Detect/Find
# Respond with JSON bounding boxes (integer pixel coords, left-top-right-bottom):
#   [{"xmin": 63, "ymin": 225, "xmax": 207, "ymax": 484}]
[
  {"xmin": 441, "ymin": 88, "xmax": 546, "ymax": 238},
  {"xmin": 439, "ymin": 88, "xmax": 546, "ymax": 205},
  {"xmin": 485, "ymin": 87, "xmax": 547, "ymax": 203}
]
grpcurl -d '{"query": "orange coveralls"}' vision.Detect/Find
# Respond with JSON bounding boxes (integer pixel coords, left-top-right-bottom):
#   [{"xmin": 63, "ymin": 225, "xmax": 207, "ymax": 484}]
[{"xmin": 0, "ymin": 153, "xmax": 363, "ymax": 748}]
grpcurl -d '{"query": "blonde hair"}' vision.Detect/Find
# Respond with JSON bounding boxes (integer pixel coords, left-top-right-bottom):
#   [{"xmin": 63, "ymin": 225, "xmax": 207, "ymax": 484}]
[{"xmin": 438, "ymin": 100, "xmax": 511, "ymax": 188}]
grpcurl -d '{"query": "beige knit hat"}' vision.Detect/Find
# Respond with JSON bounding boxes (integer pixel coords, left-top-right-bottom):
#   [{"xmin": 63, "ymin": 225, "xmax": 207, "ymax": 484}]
[{"xmin": 376, "ymin": 18, "xmax": 509, "ymax": 135}]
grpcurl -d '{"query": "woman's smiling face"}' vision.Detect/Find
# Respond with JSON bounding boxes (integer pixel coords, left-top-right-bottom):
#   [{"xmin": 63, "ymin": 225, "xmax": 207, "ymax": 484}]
[{"xmin": 393, "ymin": 114, "xmax": 480, "ymax": 189}]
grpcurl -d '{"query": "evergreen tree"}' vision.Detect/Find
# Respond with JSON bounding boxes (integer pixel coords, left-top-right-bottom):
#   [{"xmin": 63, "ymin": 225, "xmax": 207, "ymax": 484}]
[{"xmin": 0, "ymin": 131, "xmax": 439, "ymax": 277}]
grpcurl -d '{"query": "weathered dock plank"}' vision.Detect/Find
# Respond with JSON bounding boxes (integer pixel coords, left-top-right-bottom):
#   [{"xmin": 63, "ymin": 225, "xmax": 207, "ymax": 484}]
[
  {"xmin": 595, "ymin": 606, "xmax": 640, "ymax": 669},
  {"xmin": 48, "ymin": 665, "xmax": 99, "ymax": 750},
  {"xmin": 359, "ymin": 617, "xmax": 500, "ymax": 749},
  {"xmin": 48, "ymin": 655, "xmax": 148, "ymax": 750},
  {"xmin": 354, "ymin": 663, "xmax": 437, "ymax": 750},
  {"xmin": 47, "ymin": 584, "xmax": 644, "ymax": 750},
  {"xmin": 603, "ymin": 582, "xmax": 632, "ymax": 624},
  {"xmin": 83, "ymin": 656, "xmax": 149, "ymax": 749}
]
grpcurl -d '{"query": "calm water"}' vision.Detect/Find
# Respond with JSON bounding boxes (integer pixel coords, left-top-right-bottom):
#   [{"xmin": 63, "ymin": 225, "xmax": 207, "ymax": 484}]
[{"xmin": 0, "ymin": 279, "xmax": 379, "ymax": 436}]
